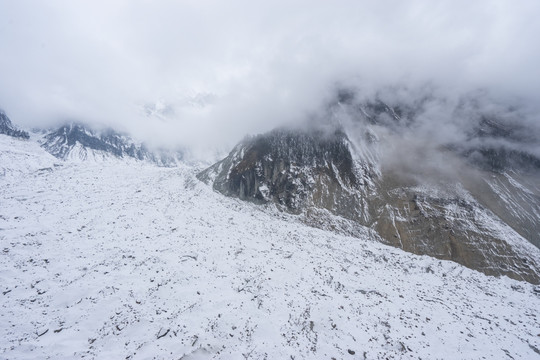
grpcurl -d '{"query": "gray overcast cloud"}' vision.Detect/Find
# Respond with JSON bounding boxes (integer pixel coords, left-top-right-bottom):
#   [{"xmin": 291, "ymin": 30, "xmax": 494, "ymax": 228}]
[{"xmin": 1, "ymin": 0, "xmax": 539, "ymax": 148}]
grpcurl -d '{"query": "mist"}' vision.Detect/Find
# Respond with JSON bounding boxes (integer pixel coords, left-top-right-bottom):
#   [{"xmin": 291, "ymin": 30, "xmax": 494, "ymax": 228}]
[{"xmin": 1, "ymin": 0, "xmax": 540, "ymax": 156}]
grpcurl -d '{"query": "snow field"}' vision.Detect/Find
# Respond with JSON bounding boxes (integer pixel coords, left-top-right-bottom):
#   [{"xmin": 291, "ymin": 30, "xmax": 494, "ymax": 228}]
[{"xmin": 1, "ymin": 136, "xmax": 539, "ymax": 359}]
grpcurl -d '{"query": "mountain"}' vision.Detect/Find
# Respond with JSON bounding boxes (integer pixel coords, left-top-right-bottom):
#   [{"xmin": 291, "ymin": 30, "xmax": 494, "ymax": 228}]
[
  {"xmin": 0, "ymin": 110, "xmax": 30, "ymax": 139},
  {"xmin": 198, "ymin": 94, "xmax": 540, "ymax": 284},
  {"xmin": 199, "ymin": 127, "xmax": 375, "ymax": 224},
  {"xmin": 2, "ymin": 133, "xmax": 540, "ymax": 359},
  {"xmin": 41, "ymin": 123, "xmax": 182, "ymax": 166}
]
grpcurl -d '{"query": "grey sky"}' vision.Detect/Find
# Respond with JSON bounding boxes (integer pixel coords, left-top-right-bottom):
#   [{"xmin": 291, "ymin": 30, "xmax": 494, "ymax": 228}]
[{"xmin": 1, "ymin": 0, "xmax": 539, "ymax": 148}]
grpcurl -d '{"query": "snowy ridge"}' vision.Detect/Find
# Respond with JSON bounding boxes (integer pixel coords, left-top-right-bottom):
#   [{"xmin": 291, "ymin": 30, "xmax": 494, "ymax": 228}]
[
  {"xmin": 40, "ymin": 123, "xmax": 183, "ymax": 167},
  {"xmin": 0, "ymin": 110, "xmax": 30, "ymax": 139},
  {"xmin": 1, "ymin": 135, "xmax": 540, "ymax": 359}
]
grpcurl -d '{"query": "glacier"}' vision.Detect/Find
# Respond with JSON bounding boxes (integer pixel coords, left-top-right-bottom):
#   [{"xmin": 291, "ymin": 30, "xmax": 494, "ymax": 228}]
[{"xmin": 1, "ymin": 134, "xmax": 540, "ymax": 359}]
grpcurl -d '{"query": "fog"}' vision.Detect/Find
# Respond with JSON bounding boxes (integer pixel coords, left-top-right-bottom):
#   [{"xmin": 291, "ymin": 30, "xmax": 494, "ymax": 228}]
[{"xmin": 1, "ymin": 0, "xmax": 539, "ymax": 154}]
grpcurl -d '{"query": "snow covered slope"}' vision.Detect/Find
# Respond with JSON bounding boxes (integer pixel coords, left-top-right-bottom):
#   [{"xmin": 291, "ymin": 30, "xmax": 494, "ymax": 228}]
[
  {"xmin": 1, "ymin": 134, "xmax": 540, "ymax": 359},
  {"xmin": 0, "ymin": 134, "xmax": 59, "ymax": 180}
]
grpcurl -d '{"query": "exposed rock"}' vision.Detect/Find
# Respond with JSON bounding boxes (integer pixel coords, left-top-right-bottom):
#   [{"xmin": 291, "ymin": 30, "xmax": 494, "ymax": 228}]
[
  {"xmin": 198, "ymin": 127, "xmax": 375, "ymax": 223},
  {"xmin": 198, "ymin": 121, "xmax": 540, "ymax": 284},
  {"xmin": 0, "ymin": 110, "xmax": 30, "ymax": 139},
  {"xmin": 373, "ymin": 186, "xmax": 540, "ymax": 284}
]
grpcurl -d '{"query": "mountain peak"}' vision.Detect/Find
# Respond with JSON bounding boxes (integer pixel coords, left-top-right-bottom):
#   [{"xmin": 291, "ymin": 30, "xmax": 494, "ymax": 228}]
[
  {"xmin": 41, "ymin": 122, "xmax": 182, "ymax": 166},
  {"xmin": 198, "ymin": 125, "xmax": 374, "ymax": 224},
  {"xmin": 0, "ymin": 110, "xmax": 30, "ymax": 140}
]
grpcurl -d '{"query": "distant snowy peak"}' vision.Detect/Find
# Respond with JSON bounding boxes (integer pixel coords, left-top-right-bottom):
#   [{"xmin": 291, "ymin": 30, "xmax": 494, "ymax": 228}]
[
  {"xmin": 0, "ymin": 110, "xmax": 30, "ymax": 139},
  {"xmin": 41, "ymin": 123, "xmax": 182, "ymax": 166}
]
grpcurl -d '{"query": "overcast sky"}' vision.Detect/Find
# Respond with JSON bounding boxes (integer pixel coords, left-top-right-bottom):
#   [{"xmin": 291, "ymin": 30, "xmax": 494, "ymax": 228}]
[{"xmin": 1, "ymin": 0, "xmax": 539, "ymax": 148}]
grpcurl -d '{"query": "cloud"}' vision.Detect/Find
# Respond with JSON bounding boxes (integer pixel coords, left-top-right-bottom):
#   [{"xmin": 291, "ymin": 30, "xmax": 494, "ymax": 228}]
[{"xmin": 1, "ymin": 0, "xmax": 539, "ymax": 152}]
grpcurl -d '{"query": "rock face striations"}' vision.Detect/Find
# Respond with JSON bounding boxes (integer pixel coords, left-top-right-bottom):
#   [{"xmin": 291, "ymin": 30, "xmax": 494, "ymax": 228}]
[
  {"xmin": 199, "ymin": 96, "xmax": 540, "ymax": 284},
  {"xmin": 199, "ymin": 127, "xmax": 375, "ymax": 224}
]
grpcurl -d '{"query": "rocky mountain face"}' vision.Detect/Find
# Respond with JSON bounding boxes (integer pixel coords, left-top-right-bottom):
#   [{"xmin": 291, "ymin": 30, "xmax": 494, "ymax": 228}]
[
  {"xmin": 199, "ymin": 127, "xmax": 375, "ymax": 224},
  {"xmin": 198, "ymin": 94, "xmax": 540, "ymax": 284},
  {"xmin": 0, "ymin": 110, "xmax": 30, "ymax": 139},
  {"xmin": 41, "ymin": 123, "xmax": 182, "ymax": 166},
  {"xmin": 371, "ymin": 183, "xmax": 539, "ymax": 283}
]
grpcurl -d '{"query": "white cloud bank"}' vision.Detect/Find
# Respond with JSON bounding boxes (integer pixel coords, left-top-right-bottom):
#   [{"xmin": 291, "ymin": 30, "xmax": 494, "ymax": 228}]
[{"xmin": 1, "ymin": 0, "xmax": 539, "ymax": 148}]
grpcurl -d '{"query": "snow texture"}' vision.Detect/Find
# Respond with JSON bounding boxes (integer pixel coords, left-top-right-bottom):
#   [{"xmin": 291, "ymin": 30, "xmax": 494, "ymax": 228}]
[{"xmin": 1, "ymin": 134, "xmax": 540, "ymax": 359}]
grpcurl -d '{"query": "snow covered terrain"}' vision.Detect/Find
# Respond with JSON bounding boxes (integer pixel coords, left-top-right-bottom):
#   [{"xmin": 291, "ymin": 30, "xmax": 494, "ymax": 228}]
[
  {"xmin": 1, "ymin": 134, "xmax": 540, "ymax": 359},
  {"xmin": 40, "ymin": 123, "xmax": 183, "ymax": 167}
]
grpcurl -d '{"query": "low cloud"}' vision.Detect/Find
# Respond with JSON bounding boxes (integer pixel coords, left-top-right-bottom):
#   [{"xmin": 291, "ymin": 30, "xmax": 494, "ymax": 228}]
[{"xmin": 1, "ymin": 0, "xmax": 539, "ymax": 155}]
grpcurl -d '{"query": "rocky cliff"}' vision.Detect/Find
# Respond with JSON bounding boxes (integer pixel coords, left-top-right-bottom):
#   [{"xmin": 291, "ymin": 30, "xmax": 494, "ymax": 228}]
[
  {"xmin": 0, "ymin": 110, "xmax": 30, "ymax": 139},
  {"xmin": 198, "ymin": 96, "xmax": 540, "ymax": 284},
  {"xmin": 199, "ymin": 127, "xmax": 375, "ymax": 224}
]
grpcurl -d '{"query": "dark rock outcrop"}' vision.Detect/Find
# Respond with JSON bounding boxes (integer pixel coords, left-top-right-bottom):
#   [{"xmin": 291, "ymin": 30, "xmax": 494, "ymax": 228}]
[
  {"xmin": 198, "ymin": 127, "xmax": 375, "ymax": 223},
  {"xmin": 0, "ymin": 110, "xmax": 30, "ymax": 139}
]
